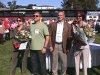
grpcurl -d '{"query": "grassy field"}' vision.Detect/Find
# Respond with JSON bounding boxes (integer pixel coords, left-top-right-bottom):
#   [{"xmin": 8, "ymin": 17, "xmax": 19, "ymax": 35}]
[{"xmin": 0, "ymin": 33, "xmax": 100, "ymax": 75}]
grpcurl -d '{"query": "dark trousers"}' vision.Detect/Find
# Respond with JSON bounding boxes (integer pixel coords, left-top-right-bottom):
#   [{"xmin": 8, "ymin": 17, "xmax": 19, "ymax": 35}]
[
  {"xmin": 30, "ymin": 50, "xmax": 46, "ymax": 75},
  {"xmin": 0, "ymin": 34, "xmax": 4, "ymax": 44},
  {"xmin": 5, "ymin": 31, "xmax": 10, "ymax": 40}
]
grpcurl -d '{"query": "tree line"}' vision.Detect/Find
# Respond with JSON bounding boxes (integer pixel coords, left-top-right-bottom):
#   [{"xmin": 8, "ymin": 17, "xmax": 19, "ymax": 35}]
[
  {"xmin": 61, "ymin": 0, "xmax": 100, "ymax": 10},
  {"xmin": 0, "ymin": 0, "xmax": 100, "ymax": 10},
  {"xmin": 0, "ymin": 0, "xmax": 37, "ymax": 10}
]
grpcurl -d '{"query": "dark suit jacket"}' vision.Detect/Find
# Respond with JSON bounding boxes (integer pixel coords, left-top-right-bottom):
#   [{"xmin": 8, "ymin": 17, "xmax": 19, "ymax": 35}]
[{"xmin": 49, "ymin": 22, "xmax": 72, "ymax": 53}]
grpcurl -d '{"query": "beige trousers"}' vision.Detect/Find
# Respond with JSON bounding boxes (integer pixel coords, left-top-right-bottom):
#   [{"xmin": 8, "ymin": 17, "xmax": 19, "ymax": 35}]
[
  {"xmin": 74, "ymin": 44, "xmax": 90, "ymax": 75},
  {"xmin": 52, "ymin": 43, "xmax": 67, "ymax": 75}
]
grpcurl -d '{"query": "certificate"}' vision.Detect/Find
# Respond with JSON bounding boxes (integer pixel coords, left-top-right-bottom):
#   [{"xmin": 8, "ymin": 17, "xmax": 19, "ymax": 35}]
[{"xmin": 18, "ymin": 42, "xmax": 28, "ymax": 50}]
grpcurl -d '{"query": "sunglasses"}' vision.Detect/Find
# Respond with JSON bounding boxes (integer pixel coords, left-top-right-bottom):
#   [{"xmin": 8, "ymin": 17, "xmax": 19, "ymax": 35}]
[
  {"xmin": 77, "ymin": 16, "xmax": 82, "ymax": 17},
  {"xmin": 17, "ymin": 20, "xmax": 22, "ymax": 22},
  {"xmin": 33, "ymin": 15, "xmax": 39, "ymax": 17}
]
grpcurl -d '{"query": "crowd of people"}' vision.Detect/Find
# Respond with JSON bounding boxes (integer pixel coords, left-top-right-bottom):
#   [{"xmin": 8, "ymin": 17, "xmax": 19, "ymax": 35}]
[
  {"xmin": 0, "ymin": 11, "xmax": 99, "ymax": 75},
  {"xmin": 0, "ymin": 14, "xmax": 99, "ymax": 45}
]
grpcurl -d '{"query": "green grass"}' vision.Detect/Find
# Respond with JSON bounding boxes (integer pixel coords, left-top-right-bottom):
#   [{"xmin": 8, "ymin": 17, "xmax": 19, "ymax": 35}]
[
  {"xmin": 94, "ymin": 33, "xmax": 100, "ymax": 44},
  {"xmin": 0, "ymin": 33, "xmax": 100, "ymax": 75}
]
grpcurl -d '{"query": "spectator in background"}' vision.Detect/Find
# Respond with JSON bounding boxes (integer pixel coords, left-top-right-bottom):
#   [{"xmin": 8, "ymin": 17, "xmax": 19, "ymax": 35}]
[
  {"xmin": 46, "ymin": 19, "xmax": 50, "ymax": 27},
  {"xmin": 49, "ymin": 19, "xmax": 53, "ymax": 25},
  {"xmin": 9, "ymin": 19, "xmax": 13, "ymax": 24},
  {"xmin": 40, "ymin": 17, "xmax": 43, "ymax": 22},
  {"xmin": 0, "ymin": 20, "xmax": 5, "ymax": 45},
  {"xmin": 95, "ymin": 20, "xmax": 100, "ymax": 33},
  {"xmin": 10, "ymin": 20, "xmax": 18, "ymax": 30},
  {"xmin": 41, "ymin": 19, "xmax": 44, "ymax": 23},
  {"xmin": 93, "ymin": 20, "xmax": 97, "ymax": 31},
  {"xmin": 4, "ymin": 18, "xmax": 10, "ymax": 40}
]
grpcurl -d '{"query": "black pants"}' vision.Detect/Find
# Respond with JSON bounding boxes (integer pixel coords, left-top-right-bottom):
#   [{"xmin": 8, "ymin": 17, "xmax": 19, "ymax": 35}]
[
  {"xmin": 5, "ymin": 31, "xmax": 10, "ymax": 40},
  {"xmin": 30, "ymin": 50, "xmax": 46, "ymax": 75}
]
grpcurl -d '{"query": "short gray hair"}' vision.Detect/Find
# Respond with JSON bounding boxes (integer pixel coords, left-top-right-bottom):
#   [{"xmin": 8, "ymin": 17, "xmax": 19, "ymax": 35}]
[{"xmin": 58, "ymin": 11, "xmax": 66, "ymax": 16}]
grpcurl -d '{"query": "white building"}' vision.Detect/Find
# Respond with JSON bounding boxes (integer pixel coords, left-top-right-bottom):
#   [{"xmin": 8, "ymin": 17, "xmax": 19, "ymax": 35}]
[{"xmin": 32, "ymin": 5, "xmax": 58, "ymax": 9}]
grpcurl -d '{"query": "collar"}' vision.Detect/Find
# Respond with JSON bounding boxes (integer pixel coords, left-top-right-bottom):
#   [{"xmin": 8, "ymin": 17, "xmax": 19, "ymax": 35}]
[{"xmin": 57, "ymin": 21, "xmax": 64, "ymax": 24}]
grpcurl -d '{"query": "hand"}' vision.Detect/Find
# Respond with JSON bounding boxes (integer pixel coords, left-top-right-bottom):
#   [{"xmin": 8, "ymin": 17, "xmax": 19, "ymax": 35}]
[
  {"xmin": 41, "ymin": 48, "xmax": 46, "ymax": 54},
  {"xmin": 80, "ymin": 28, "xmax": 83, "ymax": 31},
  {"xmin": 13, "ymin": 42, "xmax": 20, "ymax": 49},
  {"xmin": 50, "ymin": 46, "xmax": 54, "ymax": 52}
]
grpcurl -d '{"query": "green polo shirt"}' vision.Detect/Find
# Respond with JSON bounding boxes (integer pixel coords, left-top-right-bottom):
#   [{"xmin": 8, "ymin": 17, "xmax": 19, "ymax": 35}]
[{"xmin": 30, "ymin": 22, "xmax": 49, "ymax": 50}]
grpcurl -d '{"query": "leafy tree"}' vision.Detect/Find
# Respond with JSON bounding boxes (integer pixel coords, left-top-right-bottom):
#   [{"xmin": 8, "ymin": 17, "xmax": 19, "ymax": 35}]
[
  {"xmin": 26, "ymin": 4, "xmax": 37, "ymax": 9},
  {"xmin": 80, "ymin": 0, "xmax": 99, "ymax": 10},
  {"xmin": 16, "ymin": 5, "xmax": 21, "ymax": 8},
  {"xmin": 0, "ymin": 2, "xmax": 6, "ymax": 8},
  {"xmin": 12, "ymin": 0, "xmax": 17, "ymax": 8},
  {"xmin": 7, "ymin": 1, "xmax": 12, "ymax": 8},
  {"xmin": 7, "ymin": 0, "xmax": 17, "ymax": 10},
  {"xmin": 61, "ymin": 0, "xmax": 99, "ymax": 10},
  {"xmin": 16, "ymin": 5, "xmax": 27, "ymax": 9},
  {"xmin": 97, "ymin": 7, "xmax": 100, "ymax": 10}
]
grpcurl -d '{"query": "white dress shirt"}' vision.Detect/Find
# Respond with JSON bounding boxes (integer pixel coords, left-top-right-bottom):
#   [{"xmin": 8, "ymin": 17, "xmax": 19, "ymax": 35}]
[{"xmin": 55, "ymin": 21, "xmax": 64, "ymax": 43}]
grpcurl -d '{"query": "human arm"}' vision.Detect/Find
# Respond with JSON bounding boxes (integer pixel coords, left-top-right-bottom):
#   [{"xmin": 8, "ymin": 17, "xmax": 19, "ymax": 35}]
[{"xmin": 41, "ymin": 24, "xmax": 50, "ymax": 54}]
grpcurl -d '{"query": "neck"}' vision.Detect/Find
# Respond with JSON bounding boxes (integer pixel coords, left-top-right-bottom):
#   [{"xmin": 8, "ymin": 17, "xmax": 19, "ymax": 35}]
[
  {"xmin": 18, "ymin": 24, "xmax": 24, "ymax": 31},
  {"xmin": 59, "ymin": 20, "xmax": 64, "ymax": 22},
  {"xmin": 79, "ymin": 20, "xmax": 83, "ymax": 24},
  {"xmin": 35, "ymin": 21, "xmax": 40, "ymax": 24}
]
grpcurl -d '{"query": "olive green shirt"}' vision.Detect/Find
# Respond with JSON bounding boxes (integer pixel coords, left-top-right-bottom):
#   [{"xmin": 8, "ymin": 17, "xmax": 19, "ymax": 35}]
[{"xmin": 30, "ymin": 22, "xmax": 49, "ymax": 50}]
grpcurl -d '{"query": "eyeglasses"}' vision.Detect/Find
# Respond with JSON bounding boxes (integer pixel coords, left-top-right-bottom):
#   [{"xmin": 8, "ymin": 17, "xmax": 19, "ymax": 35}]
[
  {"xmin": 17, "ymin": 20, "xmax": 22, "ymax": 22},
  {"xmin": 58, "ymin": 15, "xmax": 63, "ymax": 16},
  {"xmin": 33, "ymin": 15, "xmax": 39, "ymax": 17}
]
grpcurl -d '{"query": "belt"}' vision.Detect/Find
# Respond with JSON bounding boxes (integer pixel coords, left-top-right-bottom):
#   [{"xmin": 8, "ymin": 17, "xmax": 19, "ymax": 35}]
[{"xmin": 55, "ymin": 42, "xmax": 62, "ymax": 44}]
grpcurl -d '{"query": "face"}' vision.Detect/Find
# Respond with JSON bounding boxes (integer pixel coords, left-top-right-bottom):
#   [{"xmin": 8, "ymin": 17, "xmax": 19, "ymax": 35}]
[
  {"xmin": 17, "ymin": 18, "xmax": 23, "ymax": 26},
  {"xmin": 58, "ymin": 12, "xmax": 65, "ymax": 21},
  {"xmin": 5, "ymin": 18, "xmax": 8, "ymax": 21},
  {"xmin": 77, "ymin": 14, "xmax": 82, "ymax": 22},
  {"xmin": 33, "ymin": 13, "xmax": 41, "ymax": 22}
]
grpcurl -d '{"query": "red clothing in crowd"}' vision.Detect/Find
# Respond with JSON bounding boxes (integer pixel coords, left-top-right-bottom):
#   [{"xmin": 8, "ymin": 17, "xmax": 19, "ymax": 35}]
[
  {"xmin": 49, "ymin": 20, "xmax": 54, "ymax": 25},
  {"xmin": 4, "ymin": 21, "xmax": 10, "ymax": 30}
]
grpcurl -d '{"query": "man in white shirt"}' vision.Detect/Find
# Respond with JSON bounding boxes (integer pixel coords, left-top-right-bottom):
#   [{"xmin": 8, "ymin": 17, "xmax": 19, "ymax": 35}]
[{"xmin": 49, "ymin": 11, "xmax": 72, "ymax": 75}]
